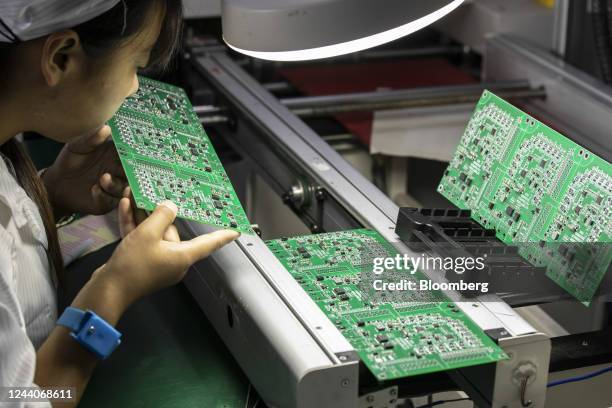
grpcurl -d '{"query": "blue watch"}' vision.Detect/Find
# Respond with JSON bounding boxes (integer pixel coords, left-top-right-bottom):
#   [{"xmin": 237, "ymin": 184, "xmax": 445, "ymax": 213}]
[{"xmin": 57, "ymin": 307, "xmax": 122, "ymax": 359}]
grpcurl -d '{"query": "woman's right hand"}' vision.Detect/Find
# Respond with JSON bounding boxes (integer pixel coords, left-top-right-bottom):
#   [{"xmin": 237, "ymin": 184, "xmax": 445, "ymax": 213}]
[
  {"xmin": 96, "ymin": 195, "xmax": 240, "ymax": 307},
  {"xmin": 35, "ymin": 195, "xmax": 239, "ymax": 402}
]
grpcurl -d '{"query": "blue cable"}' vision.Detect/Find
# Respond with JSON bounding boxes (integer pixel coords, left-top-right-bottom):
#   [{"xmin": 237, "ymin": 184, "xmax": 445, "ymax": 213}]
[{"xmin": 547, "ymin": 366, "xmax": 612, "ymax": 388}]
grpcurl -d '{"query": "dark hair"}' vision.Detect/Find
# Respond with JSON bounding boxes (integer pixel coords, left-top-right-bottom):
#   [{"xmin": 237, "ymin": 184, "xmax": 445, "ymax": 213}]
[
  {"xmin": 0, "ymin": 0, "xmax": 183, "ymax": 288},
  {"xmin": 73, "ymin": 0, "xmax": 183, "ymax": 72},
  {"xmin": 0, "ymin": 140, "xmax": 64, "ymax": 284}
]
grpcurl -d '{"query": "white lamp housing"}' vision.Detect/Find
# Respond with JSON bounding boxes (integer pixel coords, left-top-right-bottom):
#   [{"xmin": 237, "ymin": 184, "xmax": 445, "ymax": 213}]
[{"xmin": 222, "ymin": 0, "xmax": 465, "ymax": 61}]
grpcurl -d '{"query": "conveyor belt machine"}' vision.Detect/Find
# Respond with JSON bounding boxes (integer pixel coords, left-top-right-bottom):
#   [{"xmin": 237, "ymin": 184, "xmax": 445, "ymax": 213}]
[{"xmin": 175, "ymin": 47, "xmax": 554, "ymax": 408}]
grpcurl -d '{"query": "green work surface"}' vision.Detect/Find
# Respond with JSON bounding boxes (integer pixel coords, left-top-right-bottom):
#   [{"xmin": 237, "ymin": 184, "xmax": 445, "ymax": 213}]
[
  {"xmin": 266, "ymin": 229, "xmax": 508, "ymax": 381},
  {"xmin": 71, "ymin": 244, "xmax": 252, "ymax": 408},
  {"xmin": 109, "ymin": 76, "xmax": 252, "ymax": 235},
  {"xmin": 80, "ymin": 284, "xmax": 252, "ymax": 408},
  {"xmin": 438, "ymin": 91, "xmax": 611, "ymax": 304}
]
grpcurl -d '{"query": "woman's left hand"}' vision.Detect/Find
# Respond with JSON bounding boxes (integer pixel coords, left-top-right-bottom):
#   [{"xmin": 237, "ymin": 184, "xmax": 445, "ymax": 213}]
[{"xmin": 42, "ymin": 125, "xmax": 128, "ymax": 218}]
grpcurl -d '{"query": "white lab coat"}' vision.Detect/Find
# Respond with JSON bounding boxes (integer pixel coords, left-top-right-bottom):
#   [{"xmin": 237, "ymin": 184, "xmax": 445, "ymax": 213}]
[{"xmin": 0, "ymin": 152, "xmax": 56, "ymax": 407}]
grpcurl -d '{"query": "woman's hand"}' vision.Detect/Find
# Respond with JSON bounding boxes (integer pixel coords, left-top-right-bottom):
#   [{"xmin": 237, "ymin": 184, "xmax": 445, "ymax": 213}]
[
  {"xmin": 42, "ymin": 125, "xmax": 127, "ymax": 218},
  {"xmin": 95, "ymin": 194, "xmax": 240, "ymax": 308},
  {"xmin": 36, "ymin": 195, "xmax": 239, "ymax": 407}
]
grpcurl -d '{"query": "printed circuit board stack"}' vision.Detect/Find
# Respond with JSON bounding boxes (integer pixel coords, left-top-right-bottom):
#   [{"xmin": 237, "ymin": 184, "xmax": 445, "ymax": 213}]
[
  {"xmin": 109, "ymin": 76, "xmax": 252, "ymax": 234},
  {"xmin": 438, "ymin": 91, "xmax": 611, "ymax": 303},
  {"xmin": 267, "ymin": 229, "xmax": 507, "ymax": 381}
]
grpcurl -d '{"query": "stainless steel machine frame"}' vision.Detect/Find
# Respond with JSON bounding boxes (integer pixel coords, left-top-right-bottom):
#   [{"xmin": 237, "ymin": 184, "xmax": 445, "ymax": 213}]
[
  {"xmin": 484, "ymin": 34, "xmax": 611, "ymax": 162},
  {"xmin": 177, "ymin": 48, "xmax": 552, "ymax": 408}
]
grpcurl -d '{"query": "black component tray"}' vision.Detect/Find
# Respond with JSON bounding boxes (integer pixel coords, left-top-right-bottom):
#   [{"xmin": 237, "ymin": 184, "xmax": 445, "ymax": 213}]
[{"xmin": 394, "ymin": 207, "xmax": 570, "ymax": 306}]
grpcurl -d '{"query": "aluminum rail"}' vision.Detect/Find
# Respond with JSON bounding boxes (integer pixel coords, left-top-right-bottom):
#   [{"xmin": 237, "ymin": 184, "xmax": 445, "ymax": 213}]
[{"xmin": 194, "ymin": 81, "xmax": 545, "ymax": 123}]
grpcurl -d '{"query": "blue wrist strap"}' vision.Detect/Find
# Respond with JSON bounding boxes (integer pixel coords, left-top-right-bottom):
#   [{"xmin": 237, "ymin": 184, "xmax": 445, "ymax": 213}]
[{"xmin": 57, "ymin": 307, "xmax": 122, "ymax": 360}]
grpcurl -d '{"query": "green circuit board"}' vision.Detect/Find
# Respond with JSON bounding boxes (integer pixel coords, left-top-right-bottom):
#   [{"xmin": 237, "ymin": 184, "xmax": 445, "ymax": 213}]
[
  {"xmin": 266, "ymin": 229, "xmax": 508, "ymax": 381},
  {"xmin": 438, "ymin": 91, "xmax": 611, "ymax": 304},
  {"xmin": 109, "ymin": 76, "xmax": 252, "ymax": 234}
]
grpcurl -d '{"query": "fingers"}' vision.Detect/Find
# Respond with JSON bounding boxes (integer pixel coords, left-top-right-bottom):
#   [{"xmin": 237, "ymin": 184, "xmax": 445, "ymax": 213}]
[
  {"xmin": 68, "ymin": 125, "xmax": 113, "ymax": 154},
  {"xmin": 118, "ymin": 197, "xmax": 136, "ymax": 238},
  {"xmin": 176, "ymin": 229, "xmax": 240, "ymax": 264},
  {"xmin": 127, "ymin": 189, "xmax": 148, "ymax": 225},
  {"xmin": 119, "ymin": 191, "xmax": 180, "ymax": 241},
  {"xmin": 108, "ymin": 158, "xmax": 127, "ymax": 181},
  {"xmin": 119, "ymin": 188, "xmax": 154, "ymax": 238},
  {"xmin": 138, "ymin": 201, "xmax": 178, "ymax": 239},
  {"xmin": 91, "ymin": 184, "xmax": 119, "ymax": 215},
  {"xmin": 105, "ymin": 144, "xmax": 126, "ymax": 178},
  {"xmin": 163, "ymin": 225, "xmax": 180, "ymax": 242},
  {"xmin": 100, "ymin": 173, "xmax": 128, "ymax": 198}
]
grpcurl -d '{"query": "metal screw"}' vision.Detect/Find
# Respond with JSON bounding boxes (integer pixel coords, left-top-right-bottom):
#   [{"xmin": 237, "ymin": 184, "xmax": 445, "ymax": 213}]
[
  {"xmin": 290, "ymin": 184, "xmax": 306, "ymax": 206},
  {"xmin": 315, "ymin": 188, "xmax": 326, "ymax": 201},
  {"xmin": 389, "ymin": 388, "xmax": 397, "ymax": 396},
  {"xmin": 366, "ymin": 395, "xmax": 375, "ymax": 403},
  {"xmin": 87, "ymin": 326, "xmax": 96, "ymax": 335},
  {"xmin": 251, "ymin": 224, "xmax": 262, "ymax": 236},
  {"xmin": 338, "ymin": 355, "xmax": 347, "ymax": 361},
  {"xmin": 341, "ymin": 379, "xmax": 350, "ymax": 388}
]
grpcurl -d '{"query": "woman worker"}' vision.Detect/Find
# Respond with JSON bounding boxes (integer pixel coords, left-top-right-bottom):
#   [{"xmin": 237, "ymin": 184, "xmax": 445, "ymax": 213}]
[{"xmin": 0, "ymin": 0, "xmax": 239, "ymax": 405}]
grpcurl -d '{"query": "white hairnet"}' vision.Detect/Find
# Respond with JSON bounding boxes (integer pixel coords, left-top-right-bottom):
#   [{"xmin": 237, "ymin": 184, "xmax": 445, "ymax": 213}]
[{"xmin": 0, "ymin": 0, "xmax": 122, "ymax": 43}]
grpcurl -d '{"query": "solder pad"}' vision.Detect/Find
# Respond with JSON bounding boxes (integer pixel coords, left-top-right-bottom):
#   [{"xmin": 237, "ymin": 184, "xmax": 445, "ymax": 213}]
[
  {"xmin": 109, "ymin": 76, "xmax": 252, "ymax": 234},
  {"xmin": 266, "ymin": 229, "xmax": 508, "ymax": 381},
  {"xmin": 438, "ymin": 91, "xmax": 611, "ymax": 304}
]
